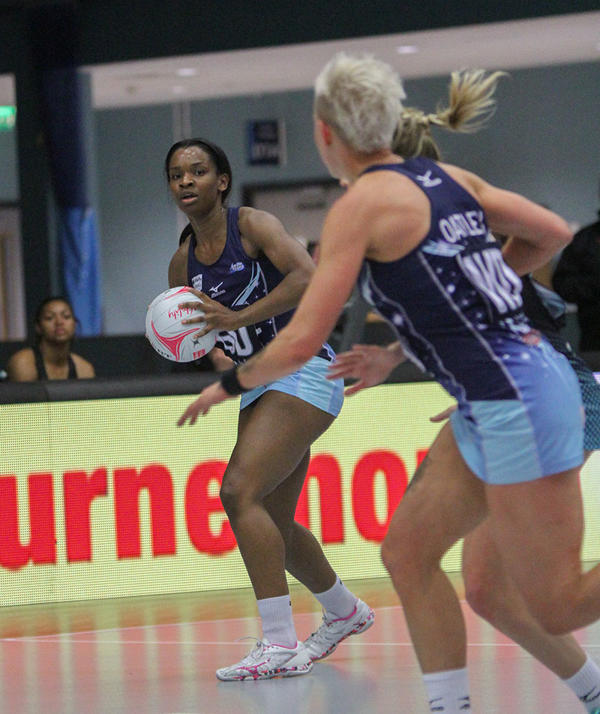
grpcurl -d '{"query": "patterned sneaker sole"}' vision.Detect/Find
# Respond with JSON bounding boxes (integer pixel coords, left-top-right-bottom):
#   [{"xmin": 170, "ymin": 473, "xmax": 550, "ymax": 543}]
[
  {"xmin": 217, "ymin": 661, "xmax": 313, "ymax": 681},
  {"xmin": 311, "ymin": 609, "xmax": 375, "ymax": 662}
]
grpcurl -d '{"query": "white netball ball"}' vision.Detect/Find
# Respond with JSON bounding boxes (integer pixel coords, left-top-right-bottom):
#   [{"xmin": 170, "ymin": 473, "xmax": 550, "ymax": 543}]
[{"xmin": 145, "ymin": 286, "xmax": 217, "ymax": 362}]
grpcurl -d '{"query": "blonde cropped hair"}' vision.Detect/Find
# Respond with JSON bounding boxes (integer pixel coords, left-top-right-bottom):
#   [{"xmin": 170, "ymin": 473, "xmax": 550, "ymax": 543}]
[
  {"xmin": 393, "ymin": 69, "xmax": 508, "ymax": 160},
  {"xmin": 314, "ymin": 52, "xmax": 406, "ymax": 154}
]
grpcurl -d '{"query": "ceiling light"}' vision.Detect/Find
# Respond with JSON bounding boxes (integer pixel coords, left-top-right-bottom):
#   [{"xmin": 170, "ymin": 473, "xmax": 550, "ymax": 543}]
[
  {"xmin": 396, "ymin": 45, "xmax": 418, "ymax": 55},
  {"xmin": 176, "ymin": 68, "xmax": 197, "ymax": 76}
]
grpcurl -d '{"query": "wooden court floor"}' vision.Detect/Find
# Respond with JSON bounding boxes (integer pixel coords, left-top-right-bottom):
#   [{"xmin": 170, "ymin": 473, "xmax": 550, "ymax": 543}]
[{"xmin": 1, "ymin": 574, "xmax": 598, "ymax": 713}]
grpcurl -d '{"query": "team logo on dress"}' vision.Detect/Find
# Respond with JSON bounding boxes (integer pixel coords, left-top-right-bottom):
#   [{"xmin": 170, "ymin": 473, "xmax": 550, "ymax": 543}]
[
  {"xmin": 209, "ymin": 281, "xmax": 226, "ymax": 298},
  {"xmin": 416, "ymin": 170, "xmax": 442, "ymax": 188},
  {"xmin": 229, "ymin": 261, "xmax": 245, "ymax": 273},
  {"xmin": 192, "ymin": 274, "xmax": 203, "ymax": 291}
]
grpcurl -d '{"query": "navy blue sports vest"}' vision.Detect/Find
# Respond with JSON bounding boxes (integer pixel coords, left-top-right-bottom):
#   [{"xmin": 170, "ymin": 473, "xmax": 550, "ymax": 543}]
[
  {"xmin": 33, "ymin": 345, "xmax": 77, "ymax": 380},
  {"xmin": 359, "ymin": 158, "xmax": 537, "ymax": 404},
  {"xmin": 187, "ymin": 207, "xmax": 334, "ymax": 364}
]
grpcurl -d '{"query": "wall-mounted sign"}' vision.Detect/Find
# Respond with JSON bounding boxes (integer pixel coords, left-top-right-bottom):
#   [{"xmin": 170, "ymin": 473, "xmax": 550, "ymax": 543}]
[
  {"xmin": 0, "ymin": 106, "xmax": 16, "ymax": 131},
  {"xmin": 247, "ymin": 119, "xmax": 286, "ymax": 166}
]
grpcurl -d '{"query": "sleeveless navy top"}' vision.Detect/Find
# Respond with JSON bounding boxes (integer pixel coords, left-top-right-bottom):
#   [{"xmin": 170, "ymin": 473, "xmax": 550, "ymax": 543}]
[
  {"xmin": 33, "ymin": 345, "xmax": 77, "ymax": 380},
  {"xmin": 187, "ymin": 207, "xmax": 334, "ymax": 364},
  {"xmin": 359, "ymin": 158, "xmax": 538, "ymax": 406}
]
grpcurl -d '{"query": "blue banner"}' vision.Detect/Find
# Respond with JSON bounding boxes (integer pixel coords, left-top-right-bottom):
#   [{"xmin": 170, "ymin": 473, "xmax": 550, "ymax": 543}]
[{"xmin": 59, "ymin": 207, "xmax": 102, "ymax": 336}]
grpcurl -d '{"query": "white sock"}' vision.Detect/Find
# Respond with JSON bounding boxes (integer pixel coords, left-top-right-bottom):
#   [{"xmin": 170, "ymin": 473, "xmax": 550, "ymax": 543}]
[
  {"xmin": 563, "ymin": 655, "xmax": 600, "ymax": 712},
  {"xmin": 313, "ymin": 576, "xmax": 357, "ymax": 619},
  {"xmin": 422, "ymin": 668, "xmax": 471, "ymax": 713},
  {"xmin": 256, "ymin": 595, "xmax": 297, "ymax": 648}
]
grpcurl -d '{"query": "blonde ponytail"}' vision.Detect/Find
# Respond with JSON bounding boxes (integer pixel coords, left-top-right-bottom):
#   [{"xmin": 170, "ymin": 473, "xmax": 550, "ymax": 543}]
[{"xmin": 393, "ymin": 69, "xmax": 507, "ymax": 160}]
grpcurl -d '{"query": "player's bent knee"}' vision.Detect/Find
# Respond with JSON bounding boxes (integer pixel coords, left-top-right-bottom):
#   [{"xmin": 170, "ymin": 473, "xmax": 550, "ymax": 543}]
[
  {"xmin": 381, "ymin": 521, "xmax": 445, "ymax": 580},
  {"xmin": 219, "ymin": 477, "xmax": 256, "ymax": 517},
  {"xmin": 464, "ymin": 575, "xmax": 497, "ymax": 621},
  {"xmin": 218, "ymin": 487, "xmax": 240, "ymax": 518},
  {"xmin": 380, "ymin": 536, "xmax": 415, "ymax": 579},
  {"xmin": 380, "ymin": 539, "xmax": 396, "ymax": 575},
  {"xmin": 462, "ymin": 554, "xmax": 498, "ymax": 616}
]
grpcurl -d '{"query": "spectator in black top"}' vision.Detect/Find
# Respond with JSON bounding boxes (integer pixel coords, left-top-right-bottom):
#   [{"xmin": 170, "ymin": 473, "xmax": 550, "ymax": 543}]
[
  {"xmin": 6, "ymin": 296, "xmax": 95, "ymax": 381},
  {"xmin": 552, "ymin": 211, "xmax": 600, "ymax": 351}
]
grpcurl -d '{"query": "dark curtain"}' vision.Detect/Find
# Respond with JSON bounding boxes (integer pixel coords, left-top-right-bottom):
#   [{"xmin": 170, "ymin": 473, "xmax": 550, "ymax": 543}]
[{"xmin": 30, "ymin": 3, "xmax": 102, "ymax": 335}]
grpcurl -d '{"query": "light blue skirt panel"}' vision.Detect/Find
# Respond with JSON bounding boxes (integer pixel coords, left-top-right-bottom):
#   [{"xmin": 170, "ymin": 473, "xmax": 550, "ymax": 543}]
[
  {"xmin": 240, "ymin": 355, "xmax": 344, "ymax": 417},
  {"xmin": 450, "ymin": 340, "xmax": 584, "ymax": 485}
]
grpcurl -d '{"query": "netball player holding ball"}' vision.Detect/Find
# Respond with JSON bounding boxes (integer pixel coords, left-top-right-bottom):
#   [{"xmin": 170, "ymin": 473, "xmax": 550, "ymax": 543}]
[{"xmin": 165, "ymin": 138, "xmax": 373, "ymax": 681}]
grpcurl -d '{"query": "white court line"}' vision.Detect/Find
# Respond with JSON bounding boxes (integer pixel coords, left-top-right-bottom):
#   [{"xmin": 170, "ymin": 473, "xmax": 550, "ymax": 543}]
[
  {"xmin": 4, "ymin": 601, "xmax": 600, "ymax": 651},
  {"xmin": 0, "ymin": 603, "xmax": 408, "ymax": 641}
]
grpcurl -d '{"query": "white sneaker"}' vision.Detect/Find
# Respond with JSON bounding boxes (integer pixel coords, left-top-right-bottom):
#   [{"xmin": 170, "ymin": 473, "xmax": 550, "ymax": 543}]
[
  {"xmin": 303, "ymin": 599, "xmax": 375, "ymax": 662},
  {"xmin": 216, "ymin": 639, "xmax": 313, "ymax": 681}
]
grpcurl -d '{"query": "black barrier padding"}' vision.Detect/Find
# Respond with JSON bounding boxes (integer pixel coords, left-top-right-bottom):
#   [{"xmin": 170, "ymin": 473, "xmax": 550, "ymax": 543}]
[
  {"xmin": 0, "ymin": 367, "xmax": 432, "ymax": 405},
  {"xmin": 0, "ymin": 380, "xmax": 49, "ymax": 404},
  {"xmin": 0, "ymin": 335, "xmax": 173, "ymax": 379},
  {"xmin": 0, "ymin": 373, "xmax": 220, "ymax": 405},
  {"xmin": 0, "ymin": 330, "xmax": 595, "ymax": 404}
]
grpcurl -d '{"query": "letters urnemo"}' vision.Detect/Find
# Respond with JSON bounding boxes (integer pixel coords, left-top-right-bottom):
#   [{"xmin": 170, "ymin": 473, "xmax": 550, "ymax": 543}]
[{"xmin": 0, "ymin": 449, "xmax": 427, "ymax": 571}]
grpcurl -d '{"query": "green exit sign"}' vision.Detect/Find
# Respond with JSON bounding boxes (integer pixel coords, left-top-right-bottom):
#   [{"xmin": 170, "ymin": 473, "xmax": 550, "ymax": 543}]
[{"xmin": 0, "ymin": 106, "xmax": 16, "ymax": 131}]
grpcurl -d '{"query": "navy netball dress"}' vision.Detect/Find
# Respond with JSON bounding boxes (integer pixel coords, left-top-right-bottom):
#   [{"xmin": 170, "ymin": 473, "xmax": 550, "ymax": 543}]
[
  {"xmin": 187, "ymin": 207, "xmax": 342, "ymax": 416},
  {"xmin": 359, "ymin": 158, "xmax": 583, "ymax": 484}
]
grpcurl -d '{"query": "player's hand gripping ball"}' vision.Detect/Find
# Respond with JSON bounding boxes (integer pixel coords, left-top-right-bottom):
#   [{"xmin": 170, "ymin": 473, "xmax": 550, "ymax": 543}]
[{"xmin": 145, "ymin": 286, "xmax": 217, "ymax": 362}]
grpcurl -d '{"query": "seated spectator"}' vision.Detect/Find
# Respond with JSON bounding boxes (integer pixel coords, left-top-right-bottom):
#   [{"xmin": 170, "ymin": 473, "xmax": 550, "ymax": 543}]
[
  {"xmin": 552, "ymin": 211, "xmax": 600, "ymax": 351},
  {"xmin": 6, "ymin": 296, "xmax": 95, "ymax": 381}
]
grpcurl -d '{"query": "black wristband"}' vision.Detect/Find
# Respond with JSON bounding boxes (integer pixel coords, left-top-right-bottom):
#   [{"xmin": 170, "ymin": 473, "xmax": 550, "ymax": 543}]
[{"xmin": 220, "ymin": 367, "xmax": 250, "ymax": 396}]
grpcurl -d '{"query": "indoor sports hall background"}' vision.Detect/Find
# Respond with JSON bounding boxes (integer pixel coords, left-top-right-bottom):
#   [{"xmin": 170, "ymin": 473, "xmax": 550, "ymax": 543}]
[{"xmin": 2, "ymin": 379, "xmax": 599, "ymax": 607}]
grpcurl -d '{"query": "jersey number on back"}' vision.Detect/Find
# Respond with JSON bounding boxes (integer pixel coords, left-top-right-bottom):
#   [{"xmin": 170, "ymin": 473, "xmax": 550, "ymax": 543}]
[{"xmin": 458, "ymin": 248, "xmax": 523, "ymax": 314}]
